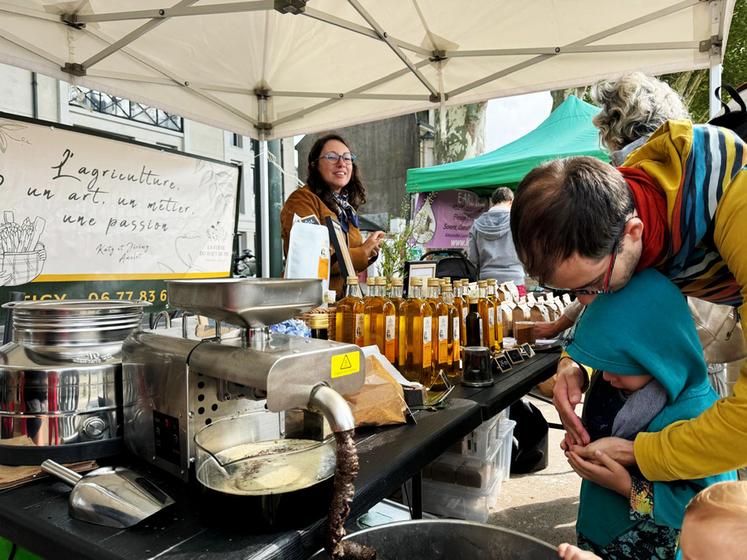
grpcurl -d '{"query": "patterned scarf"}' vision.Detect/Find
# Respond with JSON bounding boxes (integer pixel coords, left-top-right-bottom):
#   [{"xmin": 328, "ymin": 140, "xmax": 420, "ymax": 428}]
[{"xmin": 332, "ymin": 190, "xmax": 360, "ymax": 233}]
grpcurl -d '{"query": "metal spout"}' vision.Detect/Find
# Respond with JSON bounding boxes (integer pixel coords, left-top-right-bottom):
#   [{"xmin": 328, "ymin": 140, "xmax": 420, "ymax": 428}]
[{"xmin": 307, "ymin": 384, "xmax": 355, "ymax": 433}]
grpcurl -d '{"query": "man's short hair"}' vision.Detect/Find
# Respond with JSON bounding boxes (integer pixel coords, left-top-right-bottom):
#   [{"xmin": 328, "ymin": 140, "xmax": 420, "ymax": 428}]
[
  {"xmin": 509, "ymin": 156, "xmax": 634, "ymax": 283},
  {"xmin": 491, "ymin": 187, "xmax": 514, "ymax": 205}
]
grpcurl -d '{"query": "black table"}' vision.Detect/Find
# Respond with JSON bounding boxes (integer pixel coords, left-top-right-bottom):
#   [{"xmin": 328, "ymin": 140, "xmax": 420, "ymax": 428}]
[
  {"xmin": 453, "ymin": 349, "xmax": 560, "ymax": 421},
  {"xmin": 0, "ymin": 352, "xmax": 559, "ymax": 560}
]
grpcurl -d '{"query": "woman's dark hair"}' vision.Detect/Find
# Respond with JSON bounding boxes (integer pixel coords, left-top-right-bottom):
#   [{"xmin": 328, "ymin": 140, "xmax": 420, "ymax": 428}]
[
  {"xmin": 306, "ymin": 133, "xmax": 367, "ymax": 212},
  {"xmin": 510, "ymin": 156, "xmax": 635, "ymax": 283}
]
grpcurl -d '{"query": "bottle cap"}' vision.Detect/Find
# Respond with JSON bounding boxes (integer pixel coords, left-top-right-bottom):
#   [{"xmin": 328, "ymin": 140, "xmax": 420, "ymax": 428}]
[
  {"xmin": 374, "ymin": 277, "xmax": 387, "ymax": 286},
  {"xmin": 346, "ymin": 277, "xmax": 359, "ymax": 285},
  {"xmin": 308, "ymin": 313, "xmax": 329, "ymax": 329}
]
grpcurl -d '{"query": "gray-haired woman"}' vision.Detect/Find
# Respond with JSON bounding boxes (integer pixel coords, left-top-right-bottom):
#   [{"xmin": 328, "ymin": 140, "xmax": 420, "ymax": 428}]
[{"xmin": 591, "ymin": 72, "xmax": 689, "ymax": 165}]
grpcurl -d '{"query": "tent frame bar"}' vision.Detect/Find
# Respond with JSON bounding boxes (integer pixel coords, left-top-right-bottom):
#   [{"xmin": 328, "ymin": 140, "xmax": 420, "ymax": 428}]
[
  {"xmin": 446, "ymin": 41, "xmax": 701, "ymax": 57},
  {"xmin": 347, "ymin": 0, "xmax": 439, "ymax": 99},
  {"xmin": 302, "ymin": 7, "xmax": 431, "ymax": 56},
  {"xmin": 79, "ymin": 23, "xmax": 259, "ymax": 127},
  {"xmin": 272, "ymin": 58, "xmax": 432, "ymax": 128},
  {"xmin": 79, "ymin": 0, "xmax": 200, "ymax": 72},
  {"xmin": 67, "ymin": 1, "xmax": 275, "ymax": 23}
]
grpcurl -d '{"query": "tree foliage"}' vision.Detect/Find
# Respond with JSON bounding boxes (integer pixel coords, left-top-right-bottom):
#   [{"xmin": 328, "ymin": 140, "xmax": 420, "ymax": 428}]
[{"xmin": 663, "ymin": 0, "xmax": 747, "ymax": 122}]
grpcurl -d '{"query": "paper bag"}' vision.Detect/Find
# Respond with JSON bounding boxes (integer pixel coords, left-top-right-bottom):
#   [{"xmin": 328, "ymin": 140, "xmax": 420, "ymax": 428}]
[{"xmin": 344, "ymin": 354, "xmax": 407, "ymax": 427}]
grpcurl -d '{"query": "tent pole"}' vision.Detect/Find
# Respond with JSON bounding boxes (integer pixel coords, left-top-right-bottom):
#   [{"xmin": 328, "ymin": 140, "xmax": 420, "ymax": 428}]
[
  {"xmin": 708, "ymin": 0, "xmax": 723, "ymax": 120},
  {"xmin": 259, "ymin": 140, "xmax": 271, "ymax": 278}
]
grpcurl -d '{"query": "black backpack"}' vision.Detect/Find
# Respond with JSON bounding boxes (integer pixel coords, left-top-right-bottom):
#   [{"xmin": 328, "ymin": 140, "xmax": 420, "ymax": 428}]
[
  {"xmin": 708, "ymin": 84, "xmax": 747, "ymax": 141},
  {"xmin": 422, "ymin": 249, "xmax": 478, "ymax": 282}
]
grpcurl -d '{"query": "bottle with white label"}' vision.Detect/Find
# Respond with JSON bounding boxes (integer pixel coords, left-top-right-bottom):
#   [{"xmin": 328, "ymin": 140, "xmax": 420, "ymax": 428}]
[
  {"xmin": 388, "ymin": 278, "xmax": 405, "ymax": 367},
  {"xmin": 452, "ymin": 279, "xmax": 467, "ymax": 349},
  {"xmin": 364, "ymin": 277, "xmax": 397, "ymax": 363},
  {"xmin": 399, "ymin": 277, "xmax": 433, "ymax": 385},
  {"xmin": 441, "ymin": 281, "xmax": 461, "ymax": 380},
  {"xmin": 425, "ymin": 278, "xmax": 449, "ymax": 388},
  {"xmin": 334, "ymin": 277, "xmax": 365, "ymax": 347}
]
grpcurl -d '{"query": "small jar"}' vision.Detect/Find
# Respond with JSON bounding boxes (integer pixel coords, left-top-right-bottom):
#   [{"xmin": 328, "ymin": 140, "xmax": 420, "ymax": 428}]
[{"xmin": 308, "ymin": 313, "xmax": 329, "ymax": 340}]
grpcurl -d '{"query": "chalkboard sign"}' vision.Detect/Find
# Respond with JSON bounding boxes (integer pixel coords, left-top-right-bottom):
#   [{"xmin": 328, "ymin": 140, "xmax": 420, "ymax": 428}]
[{"xmin": 0, "ymin": 112, "xmax": 240, "ymax": 313}]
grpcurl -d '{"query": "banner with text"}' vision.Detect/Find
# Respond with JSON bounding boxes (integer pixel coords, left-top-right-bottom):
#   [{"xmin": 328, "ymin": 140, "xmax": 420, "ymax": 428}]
[
  {"xmin": 413, "ymin": 189, "xmax": 488, "ymax": 249},
  {"xmin": 0, "ymin": 114, "xmax": 239, "ymax": 311}
]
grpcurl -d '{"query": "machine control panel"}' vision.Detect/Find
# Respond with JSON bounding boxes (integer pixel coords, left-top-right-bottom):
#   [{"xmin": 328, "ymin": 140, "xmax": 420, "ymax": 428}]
[{"xmin": 153, "ymin": 410, "xmax": 181, "ymax": 465}]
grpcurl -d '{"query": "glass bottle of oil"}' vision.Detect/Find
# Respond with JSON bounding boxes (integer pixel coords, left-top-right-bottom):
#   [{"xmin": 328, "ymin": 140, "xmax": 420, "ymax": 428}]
[
  {"xmin": 452, "ymin": 279, "xmax": 467, "ymax": 348},
  {"xmin": 487, "ymin": 279, "xmax": 504, "ymax": 350},
  {"xmin": 335, "ymin": 277, "xmax": 365, "ymax": 346},
  {"xmin": 426, "ymin": 278, "xmax": 449, "ymax": 384},
  {"xmin": 364, "ymin": 277, "xmax": 396, "ymax": 362},
  {"xmin": 441, "ymin": 282, "xmax": 461, "ymax": 379},
  {"xmin": 477, "ymin": 280, "xmax": 496, "ymax": 350},
  {"xmin": 388, "ymin": 278, "xmax": 405, "ymax": 367},
  {"xmin": 399, "ymin": 277, "xmax": 433, "ymax": 385}
]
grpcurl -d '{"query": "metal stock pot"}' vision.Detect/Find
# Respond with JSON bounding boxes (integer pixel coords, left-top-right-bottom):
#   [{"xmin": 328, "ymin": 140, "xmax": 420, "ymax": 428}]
[
  {"xmin": 0, "ymin": 300, "xmax": 149, "ymax": 465},
  {"xmin": 309, "ymin": 519, "xmax": 557, "ymax": 559}
]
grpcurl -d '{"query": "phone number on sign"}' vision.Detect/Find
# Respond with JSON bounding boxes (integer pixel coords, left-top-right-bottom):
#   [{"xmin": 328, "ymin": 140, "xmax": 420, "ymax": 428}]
[{"xmin": 88, "ymin": 289, "xmax": 168, "ymax": 303}]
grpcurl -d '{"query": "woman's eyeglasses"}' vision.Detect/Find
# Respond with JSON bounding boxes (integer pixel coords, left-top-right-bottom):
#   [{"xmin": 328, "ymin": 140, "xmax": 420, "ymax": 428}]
[{"xmin": 319, "ymin": 152, "xmax": 357, "ymax": 164}]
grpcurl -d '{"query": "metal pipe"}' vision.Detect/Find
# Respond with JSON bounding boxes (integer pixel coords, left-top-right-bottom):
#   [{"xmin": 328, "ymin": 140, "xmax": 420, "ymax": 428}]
[
  {"xmin": 31, "ymin": 71, "xmax": 38, "ymax": 118},
  {"xmin": 307, "ymin": 383, "xmax": 355, "ymax": 433}
]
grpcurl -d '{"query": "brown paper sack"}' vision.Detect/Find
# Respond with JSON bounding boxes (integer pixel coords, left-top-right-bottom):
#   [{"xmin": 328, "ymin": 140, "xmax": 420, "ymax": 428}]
[{"xmin": 344, "ymin": 355, "xmax": 407, "ymax": 427}]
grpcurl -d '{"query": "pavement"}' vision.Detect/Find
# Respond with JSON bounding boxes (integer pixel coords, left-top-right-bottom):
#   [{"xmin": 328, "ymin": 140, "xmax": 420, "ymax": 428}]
[{"xmin": 488, "ymin": 396, "xmax": 582, "ymax": 547}]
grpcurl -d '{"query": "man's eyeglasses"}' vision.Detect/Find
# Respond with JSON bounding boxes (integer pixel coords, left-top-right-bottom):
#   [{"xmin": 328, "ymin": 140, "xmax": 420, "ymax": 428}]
[
  {"xmin": 319, "ymin": 152, "xmax": 357, "ymax": 164},
  {"xmin": 541, "ymin": 235, "xmax": 621, "ymax": 296}
]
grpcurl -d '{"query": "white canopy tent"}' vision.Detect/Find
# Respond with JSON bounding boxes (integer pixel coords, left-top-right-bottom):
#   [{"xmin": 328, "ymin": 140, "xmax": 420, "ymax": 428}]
[{"xmin": 0, "ymin": 0, "xmax": 735, "ymax": 275}]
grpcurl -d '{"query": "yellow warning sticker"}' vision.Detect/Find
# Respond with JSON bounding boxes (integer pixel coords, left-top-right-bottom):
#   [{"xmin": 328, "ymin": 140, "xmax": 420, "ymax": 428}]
[{"xmin": 331, "ymin": 351, "xmax": 360, "ymax": 378}]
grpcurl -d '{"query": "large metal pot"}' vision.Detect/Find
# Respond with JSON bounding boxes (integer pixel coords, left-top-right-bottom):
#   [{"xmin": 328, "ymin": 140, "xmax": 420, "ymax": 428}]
[
  {"xmin": 309, "ymin": 520, "xmax": 557, "ymax": 559},
  {"xmin": 0, "ymin": 299, "xmax": 149, "ymax": 464}
]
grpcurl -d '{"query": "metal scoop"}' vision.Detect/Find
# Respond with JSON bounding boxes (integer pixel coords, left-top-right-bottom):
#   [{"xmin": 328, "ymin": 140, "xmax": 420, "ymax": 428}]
[{"xmin": 41, "ymin": 460, "xmax": 175, "ymax": 528}]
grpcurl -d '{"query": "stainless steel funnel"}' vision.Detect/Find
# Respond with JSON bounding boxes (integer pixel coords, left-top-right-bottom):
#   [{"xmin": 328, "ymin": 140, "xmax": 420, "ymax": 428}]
[{"xmin": 41, "ymin": 460, "xmax": 175, "ymax": 528}]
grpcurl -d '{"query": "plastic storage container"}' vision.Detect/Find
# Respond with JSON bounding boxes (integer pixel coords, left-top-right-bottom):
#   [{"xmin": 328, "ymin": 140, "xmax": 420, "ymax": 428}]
[
  {"xmin": 495, "ymin": 418, "xmax": 517, "ymax": 482},
  {"xmin": 406, "ymin": 474, "xmax": 502, "ymax": 522}
]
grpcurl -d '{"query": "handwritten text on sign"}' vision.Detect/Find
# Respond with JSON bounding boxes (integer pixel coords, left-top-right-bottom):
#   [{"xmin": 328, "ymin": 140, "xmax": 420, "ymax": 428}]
[{"xmin": 0, "ymin": 115, "xmax": 239, "ymax": 286}]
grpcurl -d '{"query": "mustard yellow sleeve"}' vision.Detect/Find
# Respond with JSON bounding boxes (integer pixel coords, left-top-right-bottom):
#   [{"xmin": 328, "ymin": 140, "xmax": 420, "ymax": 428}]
[{"xmin": 635, "ymin": 169, "xmax": 747, "ymax": 481}]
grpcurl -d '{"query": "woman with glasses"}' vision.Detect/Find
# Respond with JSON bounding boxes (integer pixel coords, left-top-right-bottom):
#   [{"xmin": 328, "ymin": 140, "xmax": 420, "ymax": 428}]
[{"xmin": 280, "ymin": 133, "xmax": 385, "ymax": 296}]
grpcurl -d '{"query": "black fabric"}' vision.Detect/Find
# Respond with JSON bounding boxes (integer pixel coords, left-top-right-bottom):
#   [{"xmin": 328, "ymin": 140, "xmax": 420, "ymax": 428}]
[
  {"xmin": 509, "ymin": 399, "xmax": 549, "ymax": 474},
  {"xmin": 581, "ymin": 371, "xmax": 627, "ymax": 441},
  {"xmin": 422, "ymin": 250, "xmax": 478, "ymax": 282},
  {"xmin": 708, "ymin": 84, "xmax": 747, "ymax": 141}
]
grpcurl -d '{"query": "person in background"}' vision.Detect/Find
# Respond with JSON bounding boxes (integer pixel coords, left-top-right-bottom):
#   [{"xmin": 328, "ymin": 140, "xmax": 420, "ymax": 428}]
[
  {"xmin": 467, "ymin": 186, "xmax": 525, "ymax": 292},
  {"xmin": 280, "ymin": 133, "xmax": 385, "ymax": 296},
  {"xmin": 558, "ymin": 480, "xmax": 747, "ymax": 560},
  {"xmin": 562, "ymin": 269, "xmax": 735, "ymax": 559}
]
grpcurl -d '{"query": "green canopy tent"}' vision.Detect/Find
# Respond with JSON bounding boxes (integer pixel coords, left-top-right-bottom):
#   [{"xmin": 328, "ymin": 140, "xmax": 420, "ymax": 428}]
[{"xmin": 406, "ymin": 95, "xmax": 610, "ymax": 195}]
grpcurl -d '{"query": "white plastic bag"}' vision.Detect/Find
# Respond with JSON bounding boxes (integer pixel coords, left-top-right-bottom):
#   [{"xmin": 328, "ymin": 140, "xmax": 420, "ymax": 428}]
[{"xmin": 285, "ymin": 217, "xmax": 330, "ymax": 293}]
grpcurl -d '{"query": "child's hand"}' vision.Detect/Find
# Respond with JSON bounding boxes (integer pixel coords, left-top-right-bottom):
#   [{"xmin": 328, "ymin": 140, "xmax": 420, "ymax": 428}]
[
  {"xmin": 566, "ymin": 449, "xmax": 632, "ymax": 497},
  {"xmin": 557, "ymin": 543, "xmax": 602, "ymax": 559}
]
